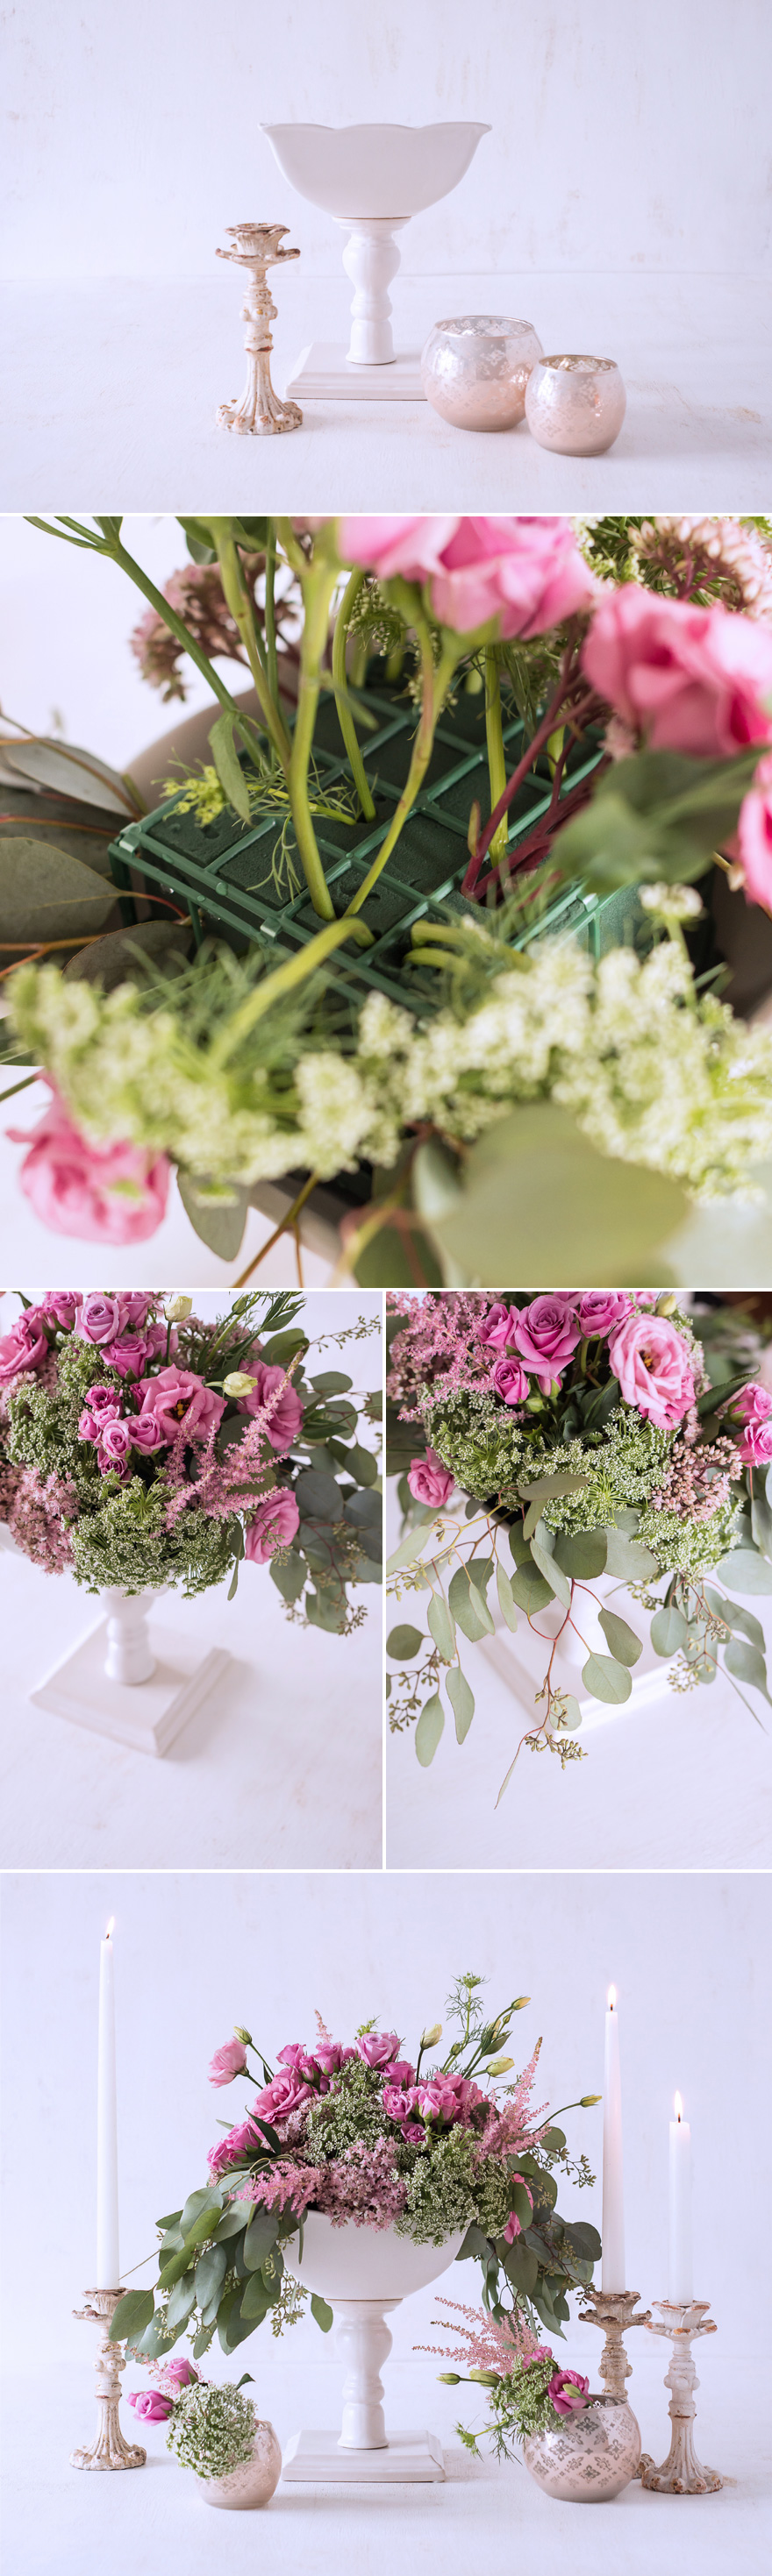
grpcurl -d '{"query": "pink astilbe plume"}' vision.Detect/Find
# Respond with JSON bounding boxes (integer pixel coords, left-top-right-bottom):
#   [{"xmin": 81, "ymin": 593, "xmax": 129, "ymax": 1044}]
[
  {"xmin": 244, "ymin": 2139, "xmax": 409, "ymax": 2231},
  {"xmin": 387, "ymin": 1292, "xmax": 504, "ymax": 1419},
  {"xmin": 417, "ymin": 2299, "xmax": 544, "ymax": 2373},
  {"xmin": 161, "ymin": 1386, "xmax": 293, "ymax": 1533},
  {"xmin": 474, "ymin": 2040, "xmax": 548, "ymax": 2167}
]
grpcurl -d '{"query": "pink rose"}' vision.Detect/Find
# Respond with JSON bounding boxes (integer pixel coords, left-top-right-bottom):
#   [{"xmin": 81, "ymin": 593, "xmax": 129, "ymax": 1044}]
[
  {"xmin": 81, "ymin": 1382, "xmax": 124, "ymax": 1424},
  {"xmin": 9, "ymin": 1089, "xmax": 169, "ymax": 1244},
  {"xmin": 126, "ymin": 1411, "xmax": 166, "ymax": 1454},
  {"xmin": 404, "ymin": 2121, "xmax": 426, "ymax": 2143},
  {"xmin": 583, "ymin": 586, "xmax": 772, "ymax": 758},
  {"xmin": 382, "ymin": 2059, "xmax": 415, "ymax": 2086},
  {"xmin": 737, "ymin": 752, "xmax": 772, "ymax": 911},
  {"xmin": 407, "ymin": 1450, "xmax": 454, "ymax": 1507},
  {"xmin": 356, "ymin": 2032, "xmax": 402, "ymax": 2070},
  {"xmin": 477, "ymin": 1301, "xmax": 518, "ymax": 1351},
  {"xmin": 277, "ymin": 2044, "xmax": 325, "ymax": 2085},
  {"xmin": 338, "ymin": 516, "xmax": 597, "ymax": 639},
  {"xmin": 607, "ymin": 1313, "xmax": 695, "ymax": 1429},
  {"xmin": 0, "ymin": 1313, "xmax": 50, "ymax": 1382},
  {"xmin": 100, "ymin": 1333, "xmax": 158, "ymax": 1378},
  {"xmin": 121, "ymin": 1296, "xmax": 157, "ymax": 1327},
  {"xmin": 382, "ymin": 2086, "xmax": 417, "ymax": 2124},
  {"xmin": 244, "ymin": 1488, "xmax": 301, "ymax": 1563},
  {"xmin": 314, "ymin": 2042, "xmax": 356, "ymax": 2074},
  {"xmin": 77, "ymin": 1293, "xmax": 125, "ymax": 1344},
  {"xmin": 239, "ymin": 1359, "xmax": 304, "ymax": 1452},
  {"xmin": 548, "ymin": 2369, "xmax": 590, "ymax": 2418},
  {"xmin": 576, "ymin": 1292, "xmax": 633, "ymax": 1337},
  {"xmin": 736, "ymin": 1419, "xmax": 772, "ymax": 1466},
  {"xmin": 208, "ymin": 2118, "xmax": 262, "ymax": 2175},
  {"xmin": 41, "ymin": 1292, "xmax": 82, "ymax": 1328},
  {"xmin": 492, "ymin": 1354, "xmax": 530, "ymax": 1405},
  {"xmin": 730, "ymin": 1382, "xmax": 772, "ymax": 1426},
  {"xmin": 415, "ymin": 2075, "xmax": 472, "ymax": 2124},
  {"xmin": 134, "ymin": 1365, "xmax": 225, "ymax": 1444},
  {"xmin": 98, "ymin": 1417, "xmax": 134, "ymax": 1470},
  {"xmin": 209, "ymin": 2039, "xmax": 248, "ymax": 2086},
  {"xmin": 127, "ymin": 2389, "xmax": 174, "ymax": 2421},
  {"xmin": 511, "ymin": 1295, "xmax": 581, "ymax": 1392},
  {"xmin": 252, "ymin": 2067, "xmax": 312, "ymax": 2121},
  {"xmin": 159, "ymin": 2359, "xmax": 199, "ymax": 2390}
]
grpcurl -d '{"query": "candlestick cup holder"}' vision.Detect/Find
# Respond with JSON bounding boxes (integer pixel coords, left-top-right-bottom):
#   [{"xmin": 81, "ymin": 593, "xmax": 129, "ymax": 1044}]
[
  {"xmin": 578, "ymin": 2287, "xmax": 651, "ymax": 2401},
  {"xmin": 639, "ymin": 2301, "xmax": 723, "ymax": 2494},
  {"xmin": 71, "ymin": 2289, "xmax": 146, "ymax": 2471}
]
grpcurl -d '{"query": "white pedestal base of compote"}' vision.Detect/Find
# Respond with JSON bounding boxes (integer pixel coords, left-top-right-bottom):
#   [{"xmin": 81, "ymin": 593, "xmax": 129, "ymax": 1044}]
[
  {"xmin": 285, "ymin": 341, "xmax": 425, "ymax": 402},
  {"xmin": 30, "ymin": 1587, "xmax": 229, "ymax": 1756},
  {"xmin": 281, "ymin": 2215, "xmax": 463, "ymax": 2486}
]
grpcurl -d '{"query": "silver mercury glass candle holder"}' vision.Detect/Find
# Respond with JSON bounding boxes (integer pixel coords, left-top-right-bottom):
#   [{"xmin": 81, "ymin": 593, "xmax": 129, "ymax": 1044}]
[
  {"xmin": 216, "ymin": 222, "xmax": 302, "ymax": 435},
  {"xmin": 578, "ymin": 2286, "xmax": 651, "ymax": 2400},
  {"xmin": 70, "ymin": 2288, "xmax": 146, "ymax": 2470},
  {"xmin": 525, "ymin": 352, "xmax": 626, "ymax": 454},
  {"xmin": 420, "ymin": 314, "xmax": 544, "ymax": 430},
  {"xmin": 639, "ymin": 2299, "xmax": 724, "ymax": 2494}
]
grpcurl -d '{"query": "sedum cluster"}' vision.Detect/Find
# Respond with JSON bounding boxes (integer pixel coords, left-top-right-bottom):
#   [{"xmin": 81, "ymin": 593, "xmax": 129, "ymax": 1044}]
[{"xmin": 166, "ymin": 2380, "xmax": 256, "ymax": 2480}]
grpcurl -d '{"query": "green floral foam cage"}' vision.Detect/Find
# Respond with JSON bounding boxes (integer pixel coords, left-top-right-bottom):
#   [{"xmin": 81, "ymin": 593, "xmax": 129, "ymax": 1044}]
[{"xmin": 109, "ymin": 677, "xmax": 644, "ymax": 1012}]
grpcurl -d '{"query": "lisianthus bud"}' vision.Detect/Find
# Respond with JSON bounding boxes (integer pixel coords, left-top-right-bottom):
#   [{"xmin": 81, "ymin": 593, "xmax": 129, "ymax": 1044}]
[
  {"xmin": 437, "ymin": 2372, "xmax": 461, "ymax": 2385},
  {"xmin": 655, "ymin": 1295, "xmax": 678, "ymax": 1316},
  {"xmin": 579, "ymin": 2093, "xmax": 603, "ymax": 2107},
  {"xmin": 469, "ymin": 2368, "xmax": 500, "ymax": 2387},
  {"xmin": 223, "ymin": 1371, "xmax": 258, "ymax": 1398},
  {"xmin": 421, "ymin": 2023, "xmax": 442, "ymax": 2048},
  {"xmin": 512, "ymin": 1996, "xmax": 530, "ymax": 2011},
  {"xmin": 165, "ymin": 1295, "xmax": 192, "ymax": 1320},
  {"xmin": 233, "ymin": 2026, "xmax": 253, "ymax": 2046},
  {"xmin": 488, "ymin": 2054, "xmax": 514, "ymax": 2075}
]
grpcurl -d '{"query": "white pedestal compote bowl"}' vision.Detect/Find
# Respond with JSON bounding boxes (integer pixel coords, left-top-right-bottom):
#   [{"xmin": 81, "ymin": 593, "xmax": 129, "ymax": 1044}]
[
  {"xmin": 261, "ymin": 121, "xmax": 490, "ymax": 399},
  {"xmin": 282, "ymin": 2213, "xmax": 466, "ymax": 2482}
]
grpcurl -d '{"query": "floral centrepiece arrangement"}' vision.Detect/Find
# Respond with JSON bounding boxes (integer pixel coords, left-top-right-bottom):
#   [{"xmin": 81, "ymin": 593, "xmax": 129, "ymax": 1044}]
[
  {"xmin": 4, "ymin": 512, "xmax": 772, "ymax": 1281},
  {"xmin": 0, "ymin": 1290, "xmax": 381, "ymax": 1629},
  {"xmin": 110, "ymin": 1975, "xmax": 601, "ymax": 2367},
  {"xmin": 386, "ymin": 1290, "xmax": 772, "ymax": 1792}
]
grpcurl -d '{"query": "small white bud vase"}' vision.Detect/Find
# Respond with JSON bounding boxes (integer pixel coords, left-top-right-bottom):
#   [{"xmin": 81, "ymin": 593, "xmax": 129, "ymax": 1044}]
[
  {"xmin": 202, "ymin": 2421, "xmax": 282, "ymax": 2509},
  {"xmin": 102, "ymin": 1589, "xmax": 156, "ymax": 1686},
  {"xmin": 421, "ymin": 315, "xmax": 543, "ymax": 430},
  {"xmin": 525, "ymin": 353, "xmax": 627, "ymax": 455},
  {"xmin": 523, "ymin": 2393, "xmax": 641, "ymax": 2501}
]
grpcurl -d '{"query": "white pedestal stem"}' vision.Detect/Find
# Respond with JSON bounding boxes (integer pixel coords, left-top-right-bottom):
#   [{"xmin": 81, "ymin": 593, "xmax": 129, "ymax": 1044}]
[
  {"xmin": 103, "ymin": 1590, "xmax": 155, "ymax": 1686},
  {"xmin": 336, "ymin": 217, "xmax": 409, "ymax": 364},
  {"xmin": 335, "ymin": 2299, "xmax": 399, "ymax": 2448}
]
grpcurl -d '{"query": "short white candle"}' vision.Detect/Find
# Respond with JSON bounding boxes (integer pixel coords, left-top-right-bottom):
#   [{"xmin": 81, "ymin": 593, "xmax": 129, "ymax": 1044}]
[
  {"xmin": 96, "ymin": 1919, "xmax": 119, "ymax": 2288},
  {"xmin": 602, "ymin": 1986, "xmax": 625, "ymax": 2292},
  {"xmin": 668, "ymin": 2093, "xmax": 693, "ymax": 2302}
]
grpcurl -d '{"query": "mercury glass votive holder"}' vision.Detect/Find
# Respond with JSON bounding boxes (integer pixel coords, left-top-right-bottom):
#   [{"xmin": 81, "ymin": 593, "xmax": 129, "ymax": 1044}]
[
  {"xmin": 525, "ymin": 353, "xmax": 626, "ymax": 454},
  {"xmin": 420, "ymin": 314, "xmax": 543, "ymax": 429},
  {"xmin": 524, "ymin": 2394, "xmax": 641, "ymax": 2501}
]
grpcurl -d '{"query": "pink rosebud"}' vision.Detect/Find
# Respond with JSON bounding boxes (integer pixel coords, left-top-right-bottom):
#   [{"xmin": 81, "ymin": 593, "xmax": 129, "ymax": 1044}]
[
  {"xmin": 382, "ymin": 2060, "xmax": 415, "ymax": 2086},
  {"xmin": 382, "ymin": 2085, "xmax": 415, "ymax": 2123},
  {"xmin": 547, "ymin": 2369, "xmax": 590, "ymax": 2417},
  {"xmin": 97, "ymin": 1417, "xmax": 134, "ymax": 1469},
  {"xmin": 583, "ymin": 586, "xmax": 772, "ymax": 759},
  {"xmin": 736, "ymin": 1419, "xmax": 772, "ymax": 1466},
  {"xmin": 127, "ymin": 1411, "xmax": 166, "ymax": 1454},
  {"xmin": 491, "ymin": 1354, "xmax": 530, "ymax": 1406},
  {"xmin": 731, "ymin": 1381, "xmax": 772, "ymax": 1426},
  {"xmin": 404, "ymin": 2121, "xmax": 427, "ymax": 2143},
  {"xmin": 511, "ymin": 1295, "xmax": 581, "ymax": 1392},
  {"xmin": 576, "ymin": 1292, "xmax": 633, "ymax": 1337},
  {"xmin": 79, "ymin": 1382, "xmax": 123, "ymax": 1425},
  {"xmin": 8, "ymin": 1091, "xmax": 170, "ymax": 1245},
  {"xmin": 477, "ymin": 1301, "xmax": 518, "ymax": 1352},
  {"xmin": 209, "ymin": 2039, "xmax": 248, "ymax": 2086},
  {"xmin": 0, "ymin": 1313, "xmax": 50, "ymax": 1382},
  {"xmin": 133, "ymin": 1365, "xmax": 225, "ymax": 1445},
  {"xmin": 244, "ymin": 1488, "xmax": 301, "ymax": 1563},
  {"xmin": 127, "ymin": 2389, "xmax": 175, "ymax": 2421},
  {"xmin": 239, "ymin": 1360, "xmax": 304, "ymax": 1452},
  {"xmin": 41, "ymin": 1292, "xmax": 82, "ymax": 1328},
  {"xmin": 607, "ymin": 1313, "xmax": 695, "ymax": 1429},
  {"xmin": 314, "ymin": 2041, "xmax": 355, "ymax": 2074},
  {"xmin": 160, "ymin": 2359, "xmax": 199, "ymax": 2389},
  {"xmin": 356, "ymin": 2032, "xmax": 403, "ymax": 2070},
  {"xmin": 207, "ymin": 2117, "xmax": 263, "ymax": 2174},
  {"xmin": 407, "ymin": 1450, "xmax": 454, "ymax": 1507}
]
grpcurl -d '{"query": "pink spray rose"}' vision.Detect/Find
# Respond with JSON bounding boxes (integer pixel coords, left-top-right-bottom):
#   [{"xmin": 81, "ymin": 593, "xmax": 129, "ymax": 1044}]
[
  {"xmin": 127, "ymin": 2388, "xmax": 175, "ymax": 2422},
  {"xmin": 239, "ymin": 1359, "xmax": 304, "ymax": 1451},
  {"xmin": 244, "ymin": 1488, "xmax": 301, "ymax": 1563},
  {"xmin": 315, "ymin": 2040, "xmax": 356, "ymax": 2074},
  {"xmin": 340, "ymin": 515, "xmax": 597, "ymax": 640},
  {"xmin": 511, "ymin": 1295, "xmax": 581, "ymax": 1392},
  {"xmin": 209, "ymin": 2038, "xmax": 248, "ymax": 2086},
  {"xmin": 491, "ymin": 1354, "xmax": 530, "ymax": 1405},
  {"xmin": 548, "ymin": 2368, "xmax": 590, "ymax": 2417},
  {"xmin": 576, "ymin": 1292, "xmax": 633, "ymax": 1337},
  {"xmin": 97, "ymin": 1418, "xmax": 135, "ymax": 1474},
  {"xmin": 382, "ymin": 2086, "xmax": 417, "ymax": 2124},
  {"xmin": 730, "ymin": 1381, "xmax": 772, "ymax": 1426},
  {"xmin": 252, "ymin": 2067, "xmax": 313, "ymax": 2121},
  {"xmin": 126, "ymin": 1411, "xmax": 167, "ymax": 1454},
  {"xmin": 41, "ymin": 1292, "xmax": 82, "ymax": 1328},
  {"xmin": 99, "ymin": 1332, "xmax": 161, "ymax": 1378},
  {"xmin": 583, "ymin": 586, "xmax": 772, "ymax": 759},
  {"xmin": 356, "ymin": 2032, "xmax": 403, "ymax": 2070},
  {"xmin": 736, "ymin": 752, "xmax": 772, "ymax": 911},
  {"xmin": 607, "ymin": 1312, "xmax": 695, "ymax": 1429},
  {"xmin": 0, "ymin": 1312, "xmax": 50, "ymax": 1381},
  {"xmin": 133, "ymin": 1365, "xmax": 225, "ymax": 1444},
  {"xmin": 277, "ymin": 2044, "xmax": 326, "ymax": 2085},
  {"xmin": 407, "ymin": 1449, "xmax": 454, "ymax": 1507},
  {"xmin": 477, "ymin": 1301, "xmax": 518, "ymax": 1351},
  {"xmin": 208, "ymin": 2117, "xmax": 263, "ymax": 2174},
  {"xmin": 9, "ymin": 1089, "xmax": 169, "ymax": 1245},
  {"xmin": 77, "ymin": 1293, "xmax": 126, "ymax": 1343},
  {"xmin": 158, "ymin": 2359, "xmax": 199, "ymax": 2391},
  {"xmin": 382, "ymin": 2059, "xmax": 415, "ymax": 2086},
  {"xmin": 736, "ymin": 1419, "xmax": 772, "ymax": 1466}
]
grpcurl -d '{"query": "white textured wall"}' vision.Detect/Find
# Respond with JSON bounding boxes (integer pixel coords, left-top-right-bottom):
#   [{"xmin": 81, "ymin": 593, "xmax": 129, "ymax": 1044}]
[{"xmin": 4, "ymin": 1, "xmax": 770, "ymax": 279}]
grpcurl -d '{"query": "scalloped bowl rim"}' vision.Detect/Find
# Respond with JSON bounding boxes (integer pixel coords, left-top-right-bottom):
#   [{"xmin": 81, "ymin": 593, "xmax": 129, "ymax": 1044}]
[{"xmin": 261, "ymin": 122, "xmax": 491, "ymax": 218}]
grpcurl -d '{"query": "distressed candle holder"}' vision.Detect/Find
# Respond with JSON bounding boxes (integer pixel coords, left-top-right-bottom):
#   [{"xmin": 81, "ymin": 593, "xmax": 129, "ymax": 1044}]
[
  {"xmin": 578, "ymin": 2288, "xmax": 651, "ymax": 2400},
  {"xmin": 639, "ymin": 2300, "xmax": 723, "ymax": 2494},
  {"xmin": 70, "ymin": 2288, "xmax": 146, "ymax": 2472},
  {"xmin": 216, "ymin": 222, "xmax": 302, "ymax": 435},
  {"xmin": 525, "ymin": 353, "xmax": 626, "ymax": 455}
]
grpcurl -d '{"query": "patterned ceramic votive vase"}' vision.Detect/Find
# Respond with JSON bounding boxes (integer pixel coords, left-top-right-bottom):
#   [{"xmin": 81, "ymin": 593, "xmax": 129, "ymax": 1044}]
[
  {"xmin": 421, "ymin": 315, "xmax": 543, "ymax": 429},
  {"xmin": 202, "ymin": 2421, "xmax": 282, "ymax": 2508},
  {"xmin": 523, "ymin": 2395, "xmax": 640, "ymax": 2501},
  {"xmin": 525, "ymin": 353, "xmax": 626, "ymax": 455}
]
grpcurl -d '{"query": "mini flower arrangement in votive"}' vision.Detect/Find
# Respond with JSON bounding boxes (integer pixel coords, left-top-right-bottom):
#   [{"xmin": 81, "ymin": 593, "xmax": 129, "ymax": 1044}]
[
  {"xmin": 427, "ymin": 2306, "xmax": 640, "ymax": 2501},
  {"xmin": 387, "ymin": 1290, "xmax": 772, "ymax": 1791},
  {"xmin": 128, "ymin": 2359, "xmax": 282, "ymax": 2506},
  {"xmin": 0, "ymin": 1288, "xmax": 381, "ymax": 1631}
]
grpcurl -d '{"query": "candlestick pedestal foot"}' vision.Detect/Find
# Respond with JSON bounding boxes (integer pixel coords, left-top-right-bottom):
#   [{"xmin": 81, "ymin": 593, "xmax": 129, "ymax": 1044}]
[
  {"xmin": 71, "ymin": 2290, "xmax": 146, "ymax": 2471},
  {"xmin": 578, "ymin": 2288, "xmax": 651, "ymax": 2400},
  {"xmin": 32, "ymin": 1610, "xmax": 229, "ymax": 1756},
  {"xmin": 639, "ymin": 2301, "xmax": 723, "ymax": 2494}
]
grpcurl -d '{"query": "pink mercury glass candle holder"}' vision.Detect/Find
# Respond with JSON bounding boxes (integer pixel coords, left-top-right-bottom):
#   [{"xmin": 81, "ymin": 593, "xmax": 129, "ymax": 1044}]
[{"xmin": 525, "ymin": 353, "xmax": 626, "ymax": 454}]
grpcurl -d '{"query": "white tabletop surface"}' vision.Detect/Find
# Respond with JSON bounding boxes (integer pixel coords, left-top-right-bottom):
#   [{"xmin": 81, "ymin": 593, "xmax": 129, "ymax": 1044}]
[
  {"xmin": 1, "ymin": 268, "xmax": 769, "ymax": 509},
  {"xmin": 2, "ymin": 2346, "xmax": 766, "ymax": 2576}
]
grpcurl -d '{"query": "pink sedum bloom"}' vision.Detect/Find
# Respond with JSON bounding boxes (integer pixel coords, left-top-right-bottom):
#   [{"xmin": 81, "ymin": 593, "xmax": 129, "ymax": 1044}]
[
  {"xmin": 209, "ymin": 2038, "xmax": 248, "ymax": 2086},
  {"xmin": 239, "ymin": 1359, "xmax": 304, "ymax": 1451},
  {"xmin": 548, "ymin": 2368, "xmax": 590, "ymax": 2417},
  {"xmin": 0, "ymin": 1312, "xmax": 50, "ymax": 1382},
  {"xmin": 583, "ymin": 586, "xmax": 772, "ymax": 759},
  {"xmin": 337, "ymin": 515, "xmax": 597, "ymax": 639},
  {"xmin": 244, "ymin": 1487, "xmax": 300, "ymax": 1562},
  {"xmin": 736, "ymin": 752, "xmax": 772, "ymax": 911},
  {"xmin": 9, "ymin": 1091, "xmax": 170, "ymax": 1243},
  {"xmin": 608, "ymin": 1312, "xmax": 695, "ymax": 1429},
  {"xmin": 407, "ymin": 1449, "xmax": 454, "ymax": 1507},
  {"xmin": 576, "ymin": 1291, "xmax": 633, "ymax": 1337},
  {"xmin": 511, "ymin": 1295, "xmax": 581, "ymax": 1392},
  {"xmin": 134, "ymin": 1365, "xmax": 225, "ymax": 1444}
]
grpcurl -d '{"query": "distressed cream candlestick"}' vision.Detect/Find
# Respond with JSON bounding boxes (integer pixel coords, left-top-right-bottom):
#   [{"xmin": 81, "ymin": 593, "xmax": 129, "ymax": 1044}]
[
  {"xmin": 216, "ymin": 223, "xmax": 302, "ymax": 436},
  {"xmin": 578, "ymin": 2287, "xmax": 651, "ymax": 2399},
  {"xmin": 639, "ymin": 2300, "xmax": 723, "ymax": 2494},
  {"xmin": 70, "ymin": 2288, "xmax": 146, "ymax": 2471}
]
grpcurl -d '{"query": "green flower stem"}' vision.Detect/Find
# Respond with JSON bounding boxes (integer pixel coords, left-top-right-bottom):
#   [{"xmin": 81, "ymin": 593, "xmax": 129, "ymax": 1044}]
[
  {"xmin": 264, "ymin": 523, "xmax": 279, "ymax": 712},
  {"xmin": 204, "ymin": 519, "xmax": 292, "ymax": 775},
  {"xmin": 343, "ymin": 627, "xmax": 459, "ymax": 919},
  {"xmin": 288, "ymin": 554, "xmax": 343, "ymax": 921},
  {"xmin": 484, "ymin": 649, "xmax": 509, "ymax": 865},
  {"xmin": 332, "ymin": 569, "xmax": 376, "ymax": 821},
  {"xmin": 209, "ymin": 912, "xmax": 373, "ymax": 1069}
]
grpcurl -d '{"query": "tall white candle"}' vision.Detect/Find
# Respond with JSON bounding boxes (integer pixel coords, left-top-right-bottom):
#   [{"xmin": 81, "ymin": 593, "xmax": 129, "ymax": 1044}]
[
  {"xmin": 96, "ymin": 1918, "xmax": 119, "ymax": 2288},
  {"xmin": 601, "ymin": 1985, "xmax": 625, "ymax": 2291},
  {"xmin": 668, "ymin": 2093, "xmax": 693, "ymax": 2302}
]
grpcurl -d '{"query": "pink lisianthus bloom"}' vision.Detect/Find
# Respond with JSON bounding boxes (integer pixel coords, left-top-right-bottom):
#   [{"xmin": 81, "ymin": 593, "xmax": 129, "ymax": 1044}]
[
  {"xmin": 244, "ymin": 1488, "xmax": 301, "ymax": 1563},
  {"xmin": 339, "ymin": 516, "xmax": 596, "ymax": 640},
  {"xmin": 277, "ymin": 2045, "xmax": 326, "ymax": 2087},
  {"xmin": 134, "ymin": 1365, "xmax": 225, "ymax": 1444},
  {"xmin": 239, "ymin": 1359, "xmax": 304, "ymax": 1452},
  {"xmin": 477, "ymin": 1300, "xmax": 519, "ymax": 1352},
  {"xmin": 337, "ymin": 516, "xmax": 460, "ymax": 584},
  {"xmin": 407, "ymin": 1450, "xmax": 454, "ymax": 1507},
  {"xmin": 548, "ymin": 2368, "xmax": 590, "ymax": 2417},
  {"xmin": 492, "ymin": 1353, "xmax": 530, "ymax": 1406},
  {"xmin": 252, "ymin": 2067, "xmax": 313, "ymax": 2122},
  {"xmin": 0, "ymin": 1312, "xmax": 50, "ymax": 1381},
  {"xmin": 127, "ymin": 2389, "xmax": 174, "ymax": 2422},
  {"xmin": 209, "ymin": 2038, "xmax": 248, "ymax": 2086},
  {"xmin": 40, "ymin": 1292, "xmax": 82, "ymax": 1329},
  {"xmin": 583, "ymin": 586, "xmax": 772, "ymax": 759},
  {"xmin": 736, "ymin": 1419, "xmax": 772, "ymax": 1466},
  {"xmin": 576, "ymin": 1292, "xmax": 633, "ymax": 1337},
  {"xmin": 9, "ymin": 1090, "xmax": 170, "ymax": 1245},
  {"xmin": 511, "ymin": 1295, "xmax": 581, "ymax": 1392},
  {"xmin": 81, "ymin": 1382, "xmax": 124, "ymax": 1424},
  {"xmin": 607, "ymin": 1312, "xmax": 695, "ymax": 1429},
  {"xmin": 208, "ymin": 2117, "xmax": 263, "ymax": 2175},
  {"xmin": 736, "ymin": 753, "xmax": 772, "ymax": 911},
  {"xmin": 356, "ymin": 2031, "xmax": 403, "ymax": 2070}
]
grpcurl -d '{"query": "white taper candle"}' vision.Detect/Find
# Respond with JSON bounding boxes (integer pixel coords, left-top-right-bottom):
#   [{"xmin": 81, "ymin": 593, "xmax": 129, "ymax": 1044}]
[
  {"xmin": 668, "ymin": 2094, "xmax": 693, "ymax": 2302},
  {"xmin": 601, "ymin": 1986, "xmax": 625, "ymax": 2291},
  {"xmin": 96, "ymin": 1920, "xmax": 119, "ymax": 2288}
]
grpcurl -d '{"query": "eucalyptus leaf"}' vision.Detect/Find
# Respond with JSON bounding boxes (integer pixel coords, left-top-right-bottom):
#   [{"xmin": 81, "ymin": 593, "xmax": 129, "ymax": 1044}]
[
  {"xmin": 415, "ymin": 1690, "xmax": 445, "ymax": 1765},
  {"xmin": 387, "ymin": 1623, "xmax": 424, "ymax": 1659},
  {"xmin": 510, "ymin": 1561, "xmax": 554, "ymax": 1614},
  {"xmin": 650, "ymin": 1602, "xmax": 689, "ymax": 1655},
  {"xmin": 428, "ymin": 1590, "xmax": 456, "ymax": 1662},
  {"xmin": 425, "ymin": 1102, "xmax": 685, "ymax": 1284},
  {"xmin": 175, "ymin": 1171, "xmax": 249, "ymax": 1259},
  {"xmin": 387, "ymin": 1522, "xmax": 438, "ymax": 1574},
  {"xmin": 604, "ymin": 1526, "xmax": 660, "ymax": 1581},
  {"xmin": 269, "ymin": 1553, "xmax": 306, "ymax": 1605},
  {"xmin": 243, "ymin": 2206, "xmax": 280, "ymax": 2270},
  {"xmin": 194, "ymin": 2243, "xmax": 228, "ymax": 2313},
  {"xmin": 311, "ymin": 2294, "xmax": 334, "ymax": 2332},
  {"xmin": 705, "ymin": 1589, "xmax": 764, "ymax": 1649},
  {"xmin": 598, "ymin": 1607, "xmax": 642, "ymax": 1666},
  {"xmin": 108, "ymin": 2289, "xmax": 154, "ymax": 2345},
  {"xmin": 165, "ymin": 2274, "xmax": 197, "ymax": 2330},
  {"xmin": 558, "ymin": 1695, "xmax": 583, "ymax": 1731},
  {"xmin": 448, "ymin": 1566, "xmax": 495, "ymax": 1638},
  {"xmin": 716, "ymin": 1548, "xmax": 772, "ymax": 1595},
  {"xmin": 531, "ymin": 1535, "xmax": 571, "ymax": 1608},
  {"xmin": 582, "ymin": 1652, "xmax": 633, "ymax": 1704},
  {"xmin": 496, "ymin": 1562, "xmax": 518, "ymax": 1630},
  {"xmin": 295, "ymin": 1468, "xmax": 344, "ymax": 1523},
  {"xmin": 447, "ymin": 1664, "xmax": 475, "ymax": 1743},
  {"xmin": 239, "ymin": 2274, "xmax": 270, "ymax": 2323},
  {"xmin": 0, "ymin": 836, "xmax": 117, "ymax": 946},
  {"xmin": 554, "ymin": 1528, "xmax": 608, "ymax": 1578},
  {"xmin": 723, "ymin": 1638, "xmax": 772, "ymax": 1704},
  {"xmin": 347, "ymin": 1442, "xmax": 379, "ymax": 1487}
]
